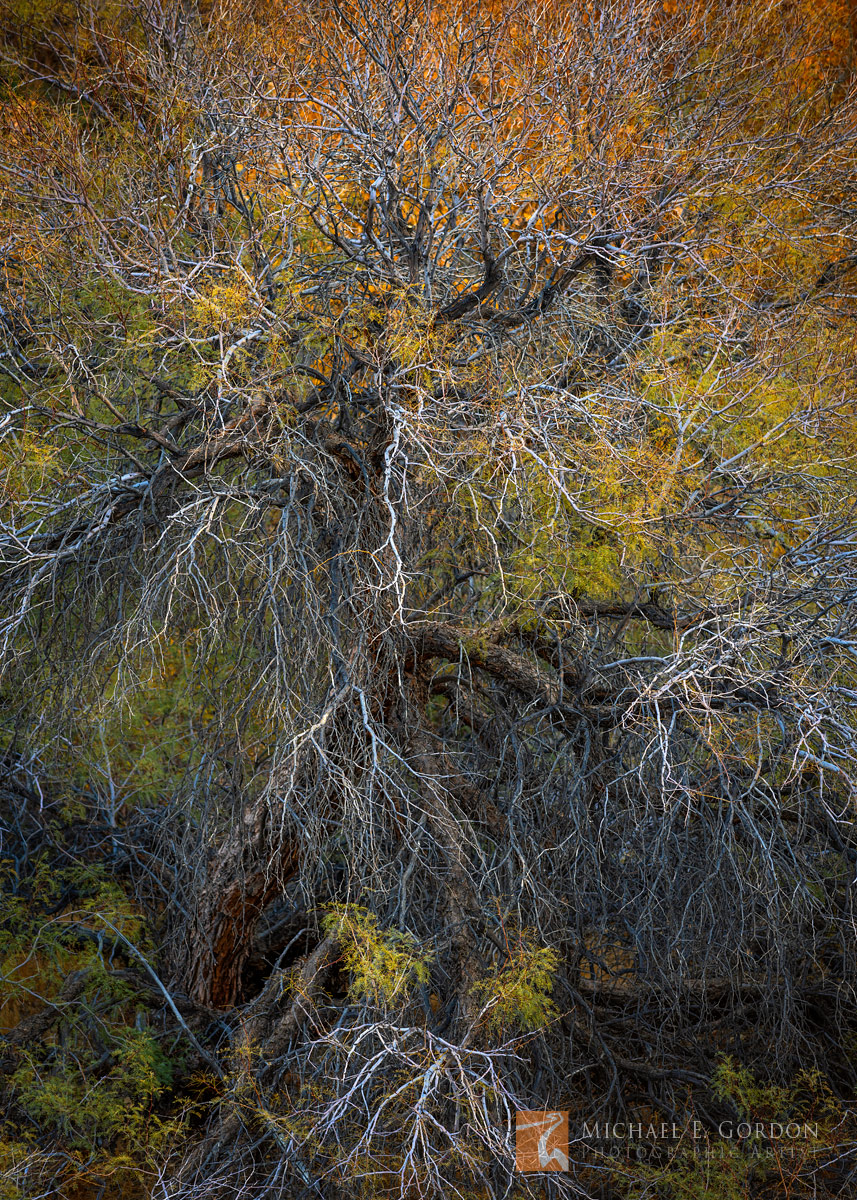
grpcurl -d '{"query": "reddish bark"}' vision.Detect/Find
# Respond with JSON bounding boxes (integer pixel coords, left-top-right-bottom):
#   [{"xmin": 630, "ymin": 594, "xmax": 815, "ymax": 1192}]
[{"xmin": 184, "ymin": 799, "xmax": 299, "ymax": 1008}]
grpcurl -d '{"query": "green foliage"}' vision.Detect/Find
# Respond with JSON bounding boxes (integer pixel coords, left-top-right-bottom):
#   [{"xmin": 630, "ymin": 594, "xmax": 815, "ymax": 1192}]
[
  {"xmin": 712, "ymin": 1056, "xmax": 842, "ymax": 1130},
  {"xmin": 622, "ymin": 1140, "xmax": 761, "ymax": 1200},
  {"xmin": 0, "ymin": 855, "xmax": 190, "ymax": 1197},
  {"xmin": 621, "ymin": 1058, "xmax": 850, "ymax": 1200},
  {"xmin": 321, "ymin": 905, "xmax": 433, "ymax": 1007},
  {"xmin": 0, "ymin": 858, "xmax": 147, "ymax": 999},
  {"xmin": 11, "ymin": 1026, "xmax": 173, "ymax": 1146},
  {"xmin": 471, "ymin": 930, "xmax": 558, "ymax": 1034}
]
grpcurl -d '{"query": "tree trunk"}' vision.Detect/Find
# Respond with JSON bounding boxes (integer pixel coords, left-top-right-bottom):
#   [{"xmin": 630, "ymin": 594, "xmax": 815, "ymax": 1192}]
[{"xmin": 183, "ymin": 796, "xmax": 299, "ymax": 1008}]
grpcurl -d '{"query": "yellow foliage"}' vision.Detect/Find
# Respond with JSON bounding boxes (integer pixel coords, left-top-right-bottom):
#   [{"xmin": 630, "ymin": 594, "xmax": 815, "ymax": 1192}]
[{"xmin": 322, "ymin": 905, "xmax": 433, "ymax": 1007}]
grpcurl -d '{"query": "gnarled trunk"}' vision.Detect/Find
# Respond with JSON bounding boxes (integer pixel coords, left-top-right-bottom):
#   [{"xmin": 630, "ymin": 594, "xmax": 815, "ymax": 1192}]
[{"xmin": 183, "ymin": 797, "xmax": 299, "ymax": 1008}]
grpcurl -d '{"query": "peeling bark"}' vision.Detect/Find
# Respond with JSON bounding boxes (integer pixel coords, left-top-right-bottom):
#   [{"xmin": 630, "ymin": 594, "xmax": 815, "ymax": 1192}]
[{"xmin": 183, "ymin": 798, "xmax": 299, "ymax": 1009}]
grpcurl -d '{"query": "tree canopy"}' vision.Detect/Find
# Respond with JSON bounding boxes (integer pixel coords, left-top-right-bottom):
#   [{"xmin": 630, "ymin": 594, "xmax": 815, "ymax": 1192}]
[{"xmin": 1, "ymin": 1, "xmax": 857, "ymax": 1197}]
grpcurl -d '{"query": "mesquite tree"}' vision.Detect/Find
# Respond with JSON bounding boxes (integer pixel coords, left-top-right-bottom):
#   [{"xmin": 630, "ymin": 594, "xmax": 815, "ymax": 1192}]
[{"xmin": 2, "ymin": 0, "xmax": 857, "ymax": 1195}]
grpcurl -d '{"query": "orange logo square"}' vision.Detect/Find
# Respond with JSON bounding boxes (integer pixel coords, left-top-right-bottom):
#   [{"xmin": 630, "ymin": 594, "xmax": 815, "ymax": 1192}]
[{"xmin": 516, "ymin": 1110, "xmax": 569, "ymax": 1172}]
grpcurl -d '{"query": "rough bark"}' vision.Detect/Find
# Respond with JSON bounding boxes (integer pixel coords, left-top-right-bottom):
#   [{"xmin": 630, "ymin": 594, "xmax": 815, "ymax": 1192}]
[{"xmin": 184, "ymin": 797, "xmax": 299, "ymax": 1009}]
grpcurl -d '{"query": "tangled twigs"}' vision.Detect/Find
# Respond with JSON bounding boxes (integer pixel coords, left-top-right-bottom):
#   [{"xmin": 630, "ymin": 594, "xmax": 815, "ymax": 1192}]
[{"xmin": 2, "ymin": 0, "xmax": 857, "ymax": 1196}]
